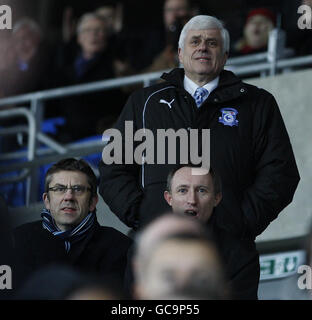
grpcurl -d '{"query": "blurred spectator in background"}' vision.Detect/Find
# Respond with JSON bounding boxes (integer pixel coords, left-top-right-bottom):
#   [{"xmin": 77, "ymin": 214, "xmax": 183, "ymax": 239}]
[
  {"xmin": 75, "ymin": 12, "xmax": 109, "ymax": 62},
  {"xmin": 133, "ymin": 215, "xmax": 229, "ymax": 299},
  {"xmin": 232, "ymin": 8, "xmax": 276, "ymax": 56},
  {"xmin": 62, "ymin": 6, "xmax": 77, "ymax": 45},
  {"xmin": 59, "ymin": 2, "xmax": 128, "ymax": 77},
  {"xmin": 54, "ymin": 12, "xmax": 127, "ymax": 142},
  {"xmin": 0, "ymin": 18, "xmax": 55, "ymax": 158},
  {"xmin": 95, "ymin": 2, "xmax": 134, "ymax": 77},
  {"xmin": 0, "ymin": 32, "xmax": 13, "ymax": 98},
  {"xmin": 95, "ymin": 2, "xmax": 123, "ymax": 37},
  {"xmin": 115, "ymin": 0, "xmax": 198, "ymax": 74},
  {"xmin": 0, "ymin": 18, "xmax": 53, "ymax": 97},
  {"xmin": 55, "ymin": 6, "xmax": 79, "ymax": 70},
  {"xmin": 142, "ymin": 0, "xmax": 199, "ymax": 73}
]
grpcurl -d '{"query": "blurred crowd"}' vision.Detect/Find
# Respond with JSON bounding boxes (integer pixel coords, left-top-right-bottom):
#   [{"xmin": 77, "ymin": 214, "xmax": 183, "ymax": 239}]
[{"xmin": 0, "ymin": 0, "xmax": 311, "ymax": 142}]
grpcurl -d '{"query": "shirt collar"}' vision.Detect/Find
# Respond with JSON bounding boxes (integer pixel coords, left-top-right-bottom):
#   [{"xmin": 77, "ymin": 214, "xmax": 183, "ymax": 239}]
[{"xmin": 183, "ymin": 75, "xmax": 220, "ymax": 97}]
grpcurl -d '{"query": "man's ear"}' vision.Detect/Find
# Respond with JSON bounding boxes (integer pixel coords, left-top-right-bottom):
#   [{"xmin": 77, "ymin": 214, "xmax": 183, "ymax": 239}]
[
  {"xmin": 214, "ymin": 192, "xmax": 222, "ymax": 207},
  {"xmin": 164, "ymin": 191, "xmax": 172, "ymax": 206},
  {"xmin": 89, "ymin": 194, "xmax": 99, "ymax": 212},
  {"xmin": 42, "ymin": 192, "xmax": 50, "ymax": 210}
]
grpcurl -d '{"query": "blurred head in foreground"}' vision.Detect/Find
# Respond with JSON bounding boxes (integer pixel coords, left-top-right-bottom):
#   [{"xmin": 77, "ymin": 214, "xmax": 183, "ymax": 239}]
[{"xmin": 133, "ymin": 213, "xmax": 229, "ymax": 299}]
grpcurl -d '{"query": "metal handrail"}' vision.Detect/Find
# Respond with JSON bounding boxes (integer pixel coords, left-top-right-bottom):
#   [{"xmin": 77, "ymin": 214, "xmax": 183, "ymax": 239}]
[
  {"xmin": 0, "ymin": 55, "xmax": 311, "ymax": 109},
  {"xmin": 0, "ymin": 69, "xmax": 169, "ymax": 108},
  {"xmin": 226, "ymin": 54, "xmax": 312, "ymax": 76},
  {"xmin": 0, "ymin": 136, "xmax": 103, "ymax": 161},
  {"xmin": 226, "ymin": 48, "xmax": 294, "ymax": 66},
  {"xmin": 0, "ymin": 108, "xmax": 36, "ymax": 161},
  {"xmin": 0, "ymin": 108, "xmax": 36, "ymax": 187},
  {"xmin": 0, "ymin": 124, "xmax": 67, "ymax": 155},
  {"xmin": 0, "ymin": 139, "xmax": 107, "ymax": 173}
]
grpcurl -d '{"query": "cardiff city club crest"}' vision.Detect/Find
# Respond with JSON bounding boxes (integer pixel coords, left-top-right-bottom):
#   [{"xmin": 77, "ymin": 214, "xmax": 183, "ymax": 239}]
[{"xmin": 218, "ymin": 108, "xmax": 239, "ymax": 127}]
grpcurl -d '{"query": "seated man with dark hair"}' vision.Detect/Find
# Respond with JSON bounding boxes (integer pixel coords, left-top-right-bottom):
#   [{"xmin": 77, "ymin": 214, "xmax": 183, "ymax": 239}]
[
  {"xmin": 13, "ymin": 158, "xmax": 132, "ymax": 291},
  {"xmin": 164, "ymin": 165, "xmax": 260, "ymax": 300}
]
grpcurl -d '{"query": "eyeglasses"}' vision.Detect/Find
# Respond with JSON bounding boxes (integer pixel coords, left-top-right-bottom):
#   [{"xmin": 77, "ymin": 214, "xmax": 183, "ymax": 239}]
[{"xmin": 48, "ymin": 185, "xmax": 91, "ymax": 196}]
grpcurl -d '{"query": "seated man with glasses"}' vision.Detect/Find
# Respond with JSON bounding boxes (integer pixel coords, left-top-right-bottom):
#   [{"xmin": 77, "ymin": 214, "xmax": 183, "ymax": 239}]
[{"xmin": 13, "ymin": 158, "xmax": 132, "ymax": 293}]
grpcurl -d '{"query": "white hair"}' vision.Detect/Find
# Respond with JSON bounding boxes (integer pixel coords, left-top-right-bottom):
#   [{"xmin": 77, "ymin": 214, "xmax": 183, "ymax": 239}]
[
  {"xmin": 13, "ymin": 17, "xmax": 42, "ymax": 38},
  {"xmin": 76, "ymin": 12, "xmax": 105, "ymax": 34},
  {"xmin": 178, "ymin": 15, "xmax": 230, "ymax": 54}
]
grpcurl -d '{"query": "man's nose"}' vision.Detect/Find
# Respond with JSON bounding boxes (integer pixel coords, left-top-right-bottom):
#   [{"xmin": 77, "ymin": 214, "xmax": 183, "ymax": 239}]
[
  {"xmin": 63, "ymin": 188, "xmax": 75, "ymax": 199},
  {"xmin": 198, "ymin": 41, "xmax": 208, "ymax": 51},
  {"xmin": 187, "ymin": 189, "xmax": 196, "ymax": 205}
]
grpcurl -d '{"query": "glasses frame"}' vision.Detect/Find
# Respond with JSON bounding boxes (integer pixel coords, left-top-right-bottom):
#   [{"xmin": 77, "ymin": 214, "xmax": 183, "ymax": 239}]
[{"xmin": 48, "ymin": 185, "xmax": 92, "ymax": 195}]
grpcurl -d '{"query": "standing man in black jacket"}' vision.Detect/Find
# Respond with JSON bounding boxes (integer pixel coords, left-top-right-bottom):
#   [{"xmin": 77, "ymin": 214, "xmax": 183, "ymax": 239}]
[{"xmin": 99, "ymin": 15, "xmax": 300, "ymax": 298}]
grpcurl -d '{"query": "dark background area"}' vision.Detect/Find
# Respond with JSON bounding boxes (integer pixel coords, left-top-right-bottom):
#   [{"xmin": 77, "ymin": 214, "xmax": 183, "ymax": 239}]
[{"xmin": 1, "ymin": 0, "xmax": 303, "ymax": 45}]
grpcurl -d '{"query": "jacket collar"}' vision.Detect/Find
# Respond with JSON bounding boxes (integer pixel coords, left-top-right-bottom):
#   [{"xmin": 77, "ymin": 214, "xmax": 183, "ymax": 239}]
[{"xmin": 161, "ymin": 68, "xmax": 247, "ymax": 103}]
